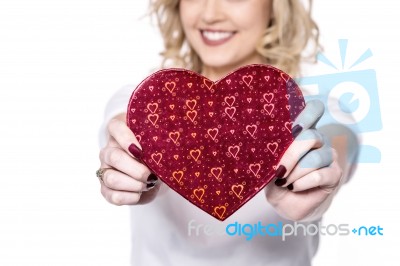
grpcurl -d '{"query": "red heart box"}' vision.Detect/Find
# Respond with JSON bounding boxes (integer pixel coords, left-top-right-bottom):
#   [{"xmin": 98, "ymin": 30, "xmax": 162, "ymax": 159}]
[{"xmin": 127, "ymin": 64, "xmax": 304, "ymax": 221}]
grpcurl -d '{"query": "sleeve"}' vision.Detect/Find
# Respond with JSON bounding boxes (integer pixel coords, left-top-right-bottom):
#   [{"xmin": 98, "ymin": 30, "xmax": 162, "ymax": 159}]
[{"xmin": 98, "ymin": 84, "xmax": 136, "ymax": 148}]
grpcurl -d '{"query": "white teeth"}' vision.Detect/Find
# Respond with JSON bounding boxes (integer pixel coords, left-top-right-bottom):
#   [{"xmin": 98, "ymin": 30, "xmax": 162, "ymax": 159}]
[{"xmin": 202, "ymin": 31, "xmax": 233, "ymax": 41}]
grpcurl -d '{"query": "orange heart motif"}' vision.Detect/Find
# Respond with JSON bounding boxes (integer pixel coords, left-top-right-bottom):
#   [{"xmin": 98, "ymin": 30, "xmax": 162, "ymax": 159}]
[{"xmin": 127, "ymin": 64, "xmax": 304, "ymax": 221}]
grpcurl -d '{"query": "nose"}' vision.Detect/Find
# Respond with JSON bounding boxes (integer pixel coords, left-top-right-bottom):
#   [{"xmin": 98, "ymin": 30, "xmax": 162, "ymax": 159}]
[{"xmin": 201, "ymin": 0, "xmax": 224, "ymax": 24}]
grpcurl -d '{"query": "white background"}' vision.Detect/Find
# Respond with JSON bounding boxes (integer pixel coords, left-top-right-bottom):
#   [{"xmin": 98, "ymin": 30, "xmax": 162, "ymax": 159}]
[{"xmin": 1, "ymin": 0, "xmax": 399, "ymax": 265}]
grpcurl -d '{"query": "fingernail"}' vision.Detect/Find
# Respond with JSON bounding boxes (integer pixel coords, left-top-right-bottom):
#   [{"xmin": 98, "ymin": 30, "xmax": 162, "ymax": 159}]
[
  {"xmin": 292, "ymin": 124, "xmax": 303, "ymax": 138},
  {"xmin": 274, "ymin": 178, "xmax": 287, "ymax": 187},
  {"xmin": 287, "ymin": 184, "xmax": 294, "ymax": 191},
  {"xmin": 129, "ymin": 143, "xmax": 142, "ymax": 159},
  {"xmin": 275, "ymin": 165, "xmax": 287, "ymax": 179},
  {"xmin": 147, "ymin": 173, "xmax": 158, "ymax": 184},
  {"xmin": 146, "ymin": 182, "xmax": 156, "ymax": 190}
]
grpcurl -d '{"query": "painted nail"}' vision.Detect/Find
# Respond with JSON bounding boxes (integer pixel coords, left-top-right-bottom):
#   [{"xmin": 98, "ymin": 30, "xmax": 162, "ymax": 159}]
[
  {"xmin": 274, "ymin": 178, "xmax": 287, "ymax": 187},
  {"xmin": 275, "ymin": 165, "xmax": 287, "ymax": 179},
  {"xmin": 147, "ymin": 173, "xmax": 158, "ymax": 184},
  {"xmin": 128, "ymin": 143, "xmax": 143, "ymax": 159},
  {"xmin": 146, "ymin": 182, "xmax": 156, "ymax": 190},
  {"xmin": 287, "ymin": 184, "xmax": 294, "ymax": 191},
  {"xmin": 292, "ymin": 124, "xmax": 303, "ymax": 138}
]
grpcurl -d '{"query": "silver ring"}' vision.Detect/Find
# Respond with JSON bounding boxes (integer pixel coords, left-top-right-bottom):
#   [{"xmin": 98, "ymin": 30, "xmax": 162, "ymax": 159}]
[{"xmin": 96, "ymin": 168, "xmax": 108, "ymax": 183}]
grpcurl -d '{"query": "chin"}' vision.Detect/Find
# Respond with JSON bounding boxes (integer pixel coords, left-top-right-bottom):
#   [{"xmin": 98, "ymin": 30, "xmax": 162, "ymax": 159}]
[{"xmin": 201, "ymin": 58, "xmax": 237, "ymax": 72}]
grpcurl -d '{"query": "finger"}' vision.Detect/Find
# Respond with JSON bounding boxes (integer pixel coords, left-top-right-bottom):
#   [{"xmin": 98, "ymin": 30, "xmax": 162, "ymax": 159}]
[
  {"xmin": 278, "ymin": 146, "xmax": 335, "ymax": 187},
  {"xmin": 107, "ymin": 136, "xmax": 120, "ymax": 148},
  {"xmin": 101, "ymin": 184, "xmax": 142, "ymax": 206},
  {"xmin": 100, "ymin": 147, "xmax": 151, "ymax": 183},
  {"xmin": 274, "ymin": 129, "xmax": 324, "ymax": 179},
  {"xmin": 291, "ymin": 100, "xmax": 325, "ymax": 137},
  {"xmin": 102, "ymin": 168, "xmax": 148, "ymax": 192},
  {"xmin": 288, "ymin": 160, "xmax": 343, "ymax": 192},
  {"xmin": 108, "ymin": 118, "xmax": 142, "ymax": 159}
]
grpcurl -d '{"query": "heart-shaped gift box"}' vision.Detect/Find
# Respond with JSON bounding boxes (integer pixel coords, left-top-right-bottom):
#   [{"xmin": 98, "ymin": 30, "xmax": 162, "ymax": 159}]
[{"xmin": 127, "ymin": 64, "xmax": 304, "ymax": 221}]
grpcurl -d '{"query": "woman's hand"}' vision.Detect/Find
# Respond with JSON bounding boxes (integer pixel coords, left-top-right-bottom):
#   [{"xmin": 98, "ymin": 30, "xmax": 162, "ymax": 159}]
[
  {"xmin": 265, "ymin": 100, "xmax": 353, "ymax": 221},
  {"xmin": 98, "ymin": 113, "xmax": 160, "ymax": 205}
]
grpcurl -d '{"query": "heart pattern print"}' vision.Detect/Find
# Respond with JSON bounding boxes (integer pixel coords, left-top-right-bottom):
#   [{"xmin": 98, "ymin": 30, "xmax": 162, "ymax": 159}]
[{"xmin": 127, "ymin": 64, "xmax": 305, "ymax": 221}]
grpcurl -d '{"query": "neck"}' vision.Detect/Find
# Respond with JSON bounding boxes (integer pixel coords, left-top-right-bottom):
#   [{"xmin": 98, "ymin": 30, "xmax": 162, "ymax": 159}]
[{"xmin": 201, "ymin": 53, "xmax": 266, "ymax": 81}]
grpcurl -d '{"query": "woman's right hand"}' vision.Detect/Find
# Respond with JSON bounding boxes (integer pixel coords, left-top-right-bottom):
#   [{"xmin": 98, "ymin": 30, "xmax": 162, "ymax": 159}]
[{"xmin": 98, "ymin": 113, "xmax": 160, "ymax": 205}]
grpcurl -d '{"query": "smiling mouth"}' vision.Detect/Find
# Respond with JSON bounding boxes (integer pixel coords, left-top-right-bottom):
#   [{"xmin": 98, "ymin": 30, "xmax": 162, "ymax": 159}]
[{"xmin": 200, "ymin": 30, "xmax": 236, "ymax": 46}]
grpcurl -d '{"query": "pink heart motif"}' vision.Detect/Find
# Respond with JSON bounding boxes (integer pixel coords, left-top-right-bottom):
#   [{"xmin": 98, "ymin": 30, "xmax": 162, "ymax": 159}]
[{"xmin": 127, "ymin": 64, "xmax": 305, "ymax": 221}]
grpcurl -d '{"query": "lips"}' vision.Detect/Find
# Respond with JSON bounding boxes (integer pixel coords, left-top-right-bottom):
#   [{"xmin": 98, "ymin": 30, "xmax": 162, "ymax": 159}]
[{"xmin": 200, "ymin": 30, "xmax": 235, "ymax": 46}]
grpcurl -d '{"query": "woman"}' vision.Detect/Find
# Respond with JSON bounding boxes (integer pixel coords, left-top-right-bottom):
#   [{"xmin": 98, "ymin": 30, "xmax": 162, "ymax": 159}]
[{"xmin": 98, "ymin": 0, "xmax": 359, "ymax": 265}]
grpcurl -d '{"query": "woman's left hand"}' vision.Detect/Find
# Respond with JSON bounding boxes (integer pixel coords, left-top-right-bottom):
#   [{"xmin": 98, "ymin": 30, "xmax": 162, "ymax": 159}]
[{"xmin": 265, "ymin": 100, "xmax": 344, "ymax": 221}]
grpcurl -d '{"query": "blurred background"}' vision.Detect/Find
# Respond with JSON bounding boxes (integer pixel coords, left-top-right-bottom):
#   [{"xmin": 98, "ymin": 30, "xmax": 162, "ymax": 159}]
[{"xmin": 0, "ymin": 0, "xmax": 399, "ymax": 265}]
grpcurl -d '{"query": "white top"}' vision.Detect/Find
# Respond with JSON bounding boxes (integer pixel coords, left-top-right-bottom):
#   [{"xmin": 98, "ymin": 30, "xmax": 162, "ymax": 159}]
[{"xmin": 99, "ymin": 83, "xmax": 320, "ymax": 266}]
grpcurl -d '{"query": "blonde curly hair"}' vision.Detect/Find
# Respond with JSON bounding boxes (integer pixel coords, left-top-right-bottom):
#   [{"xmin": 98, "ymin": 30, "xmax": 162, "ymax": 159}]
[{"xmin": 150, "ymin": 0, "xmax": 319, "ymax": 77}]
